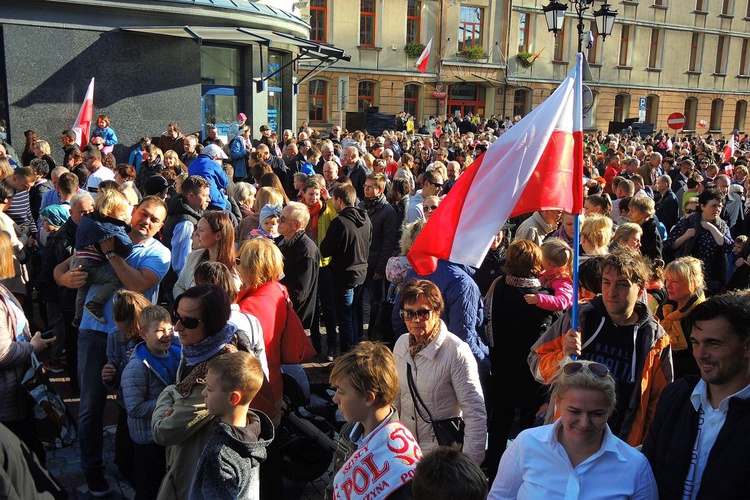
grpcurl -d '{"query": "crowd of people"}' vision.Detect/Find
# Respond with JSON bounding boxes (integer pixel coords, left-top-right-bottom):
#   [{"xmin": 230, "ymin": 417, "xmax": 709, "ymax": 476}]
[{"xmin": 1, "ymin": 109, "xmax": 750, "ymax": 499}]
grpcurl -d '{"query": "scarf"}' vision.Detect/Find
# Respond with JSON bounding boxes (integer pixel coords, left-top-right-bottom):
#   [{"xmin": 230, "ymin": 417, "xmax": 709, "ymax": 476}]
[
  {"xmin": 183, "ymin": 323, "xmax": 238, "ymax": 367},
  {"xmin": 333, "ymin": 417, "xmax": 421, "ymax": 500},
  {"xmin": 505, "ymin": 275, "xmax": 542, "ymax": 288},
  {"xmin": 306, "ymin": 201, "xmax": 323, "ymax": 241},
  {"xmin": 659, "ymin": 293, "xmax": 705, "ymax": 351},
  {"xmin": 408, "ymin": 322, "xmax": 440, "ymax": 358}
]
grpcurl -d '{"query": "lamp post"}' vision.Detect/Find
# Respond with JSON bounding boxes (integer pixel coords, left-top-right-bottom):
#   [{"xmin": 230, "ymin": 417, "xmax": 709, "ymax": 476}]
[{"xmin": 542, "ymin": 0, "xmax": 618, "ymax": 53}]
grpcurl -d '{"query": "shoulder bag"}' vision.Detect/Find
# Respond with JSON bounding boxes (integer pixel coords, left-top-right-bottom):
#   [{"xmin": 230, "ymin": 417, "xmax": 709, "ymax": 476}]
[
  {"xmin": 406, "ymin": 363, "xmax": 464, "ymax": 447},
  {"xmin": 277, "ymin": 283, "xmax": 317, "ymax": 364}
]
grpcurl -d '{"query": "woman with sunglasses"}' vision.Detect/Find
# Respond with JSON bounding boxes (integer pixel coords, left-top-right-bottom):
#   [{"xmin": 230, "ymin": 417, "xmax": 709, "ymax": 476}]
[
  {"xmin": 665, "ymin": 188, "xmax": 733, "ymax": 294},
  {"xmin": 422, "ymin": 195, "xmax": 440, "ymax": 220},
  {"xmin": 488, "ymin": 359, "xmax": 658, "ymax": 499},
  {"xmin": 173, "ymin": 211, "xmax": 240, "ymax": 297},
  {"xmin": 393, "ymin": 279, "xmax": 486, "ymax": 465},
  {"xmin": 152, "ymin": 284, "xmax": 259, "ymax": 500}
]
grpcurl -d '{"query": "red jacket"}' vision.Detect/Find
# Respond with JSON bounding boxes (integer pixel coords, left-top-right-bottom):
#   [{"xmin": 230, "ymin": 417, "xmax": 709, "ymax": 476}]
[{"xmin": 237, "ymin": 281, "xmax": 287, "ymax": 402}]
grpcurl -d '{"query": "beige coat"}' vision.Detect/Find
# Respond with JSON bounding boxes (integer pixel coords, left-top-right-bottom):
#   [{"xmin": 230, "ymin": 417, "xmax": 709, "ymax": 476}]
[{"xmin": 393, "ymin": 322, "xmax": 486, "ymax": 464}]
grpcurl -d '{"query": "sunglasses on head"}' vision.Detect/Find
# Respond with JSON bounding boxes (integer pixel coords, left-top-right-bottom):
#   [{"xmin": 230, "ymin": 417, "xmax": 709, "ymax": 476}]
[
  {"xmin": 399, "ymin": 308, "xmax": 433, "ymax": 321},
  {"xmin": 562, "ymin": 361, "xmax": 610, "ymax": 378},
  {"xmin": 172, "ymin": 312, "xmax": 202, "ymax": 329}
]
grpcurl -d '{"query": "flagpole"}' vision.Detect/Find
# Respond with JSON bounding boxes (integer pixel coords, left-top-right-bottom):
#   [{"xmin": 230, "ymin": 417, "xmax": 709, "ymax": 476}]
[{"xmin": 571, "ymin": 52, "xmax": 584, "ymax": 360}]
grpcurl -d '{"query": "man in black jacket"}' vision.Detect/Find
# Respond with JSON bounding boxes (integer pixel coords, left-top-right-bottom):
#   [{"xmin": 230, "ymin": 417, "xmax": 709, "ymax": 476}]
[
  {"xmin": 277, "ymin": 201, "xmax": 320, "ymax": 329},
  {"xmin": 320, "ymin": 184, "xmax": 372, "ymax": 357},
  {"xmin": 358, "ymin": 173, "xmax": 397, "ymax": 339},
  {"xmin": 642, "ymin": 291, "xmax": 750, "ymax": 499}
]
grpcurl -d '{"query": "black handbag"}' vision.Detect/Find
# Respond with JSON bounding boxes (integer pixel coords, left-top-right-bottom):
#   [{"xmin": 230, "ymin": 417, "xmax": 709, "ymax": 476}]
[{"xmin": 406, "ymin": 364, "xmax": 465, "ymax": 447}]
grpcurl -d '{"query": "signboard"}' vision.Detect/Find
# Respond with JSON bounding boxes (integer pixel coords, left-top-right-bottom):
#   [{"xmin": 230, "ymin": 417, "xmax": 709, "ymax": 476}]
[
  {"xmin": 638, "ymin": 97, "xmax": 647, "ymax": 123},
  {"xmin": 667, "ymin": 112, "xmax": 686, "ymax": 130},
  {"xmin": 431, "ymin": 91, "xmax": 447, "ymax": 99}
]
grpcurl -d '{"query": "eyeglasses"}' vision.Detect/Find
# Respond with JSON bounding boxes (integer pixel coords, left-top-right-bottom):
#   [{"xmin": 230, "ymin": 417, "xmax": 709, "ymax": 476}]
[
  {"xmin": 562, "ymin": 361, "xmax": 610, "ymax": 378},
  {"xmin": 424, "ymin": 205, "xmax": 438, "ymax": 212},
  {"xmin": 172, "ymin": 312, "xmax": 202, "ymax": 329},
  {"xmin": 399, "ymin": 308, "xmax": 433, "ymax": 321},
  {"xmin": 685, "ymin": 208, "xmax": 696, "ymax": 214},
  {"xmin": 431, "ymin": 182, "xmax": 443, "ymax": 189}
]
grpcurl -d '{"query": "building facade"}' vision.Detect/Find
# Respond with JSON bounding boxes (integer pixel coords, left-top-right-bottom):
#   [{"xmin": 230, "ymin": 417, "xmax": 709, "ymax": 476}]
[
  {"xmin": 0, "ymin": 0, "xmax": 342, "ymax": 164},
  {"xmin": 506, "ymin": 0, "xmax": 750, "ymax": 134},
  {"xmin": 297, "ymin": 0, "xmax": 509, "ymax": 130}
]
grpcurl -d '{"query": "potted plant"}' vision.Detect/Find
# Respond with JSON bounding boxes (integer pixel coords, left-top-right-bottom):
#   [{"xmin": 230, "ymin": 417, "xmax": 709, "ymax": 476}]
[
  {"xmin": 463, "ymin": 45, "xmax": 486, "ymax": 62},
  {"xmin": 405, "ymin": 42, "xmax": 425, "ymax": 59},
  {"xmin": 515, "ymin": 52, "xmax": 536, "ymax": 68}
]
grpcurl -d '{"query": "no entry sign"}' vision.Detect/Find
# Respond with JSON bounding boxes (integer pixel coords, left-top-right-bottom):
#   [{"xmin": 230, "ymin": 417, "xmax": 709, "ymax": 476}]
[{"xmin": 667, "ymin": 112, "xmax": 686, "ymax": 130}]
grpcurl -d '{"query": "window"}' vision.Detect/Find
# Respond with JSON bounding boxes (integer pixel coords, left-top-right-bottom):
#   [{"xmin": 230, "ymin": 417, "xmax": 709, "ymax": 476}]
[
  {"xmin": 618, "ymin": 25, "xmax": 631, "ymax": 66},
  {"xmin": 722, "ymin": 0, "xmax": 735, "ymax": 15},
  {"xmin": 684, "ymin": 97, "xmax": 699, "ymax": 130},
  {"xmin": 740, "ymin": 39, "xmax": 750, "ymax": 75},
  {"xmin": 654, "ymin": 0, "xmax": 667, "ymax": 6},
  {"xmin": 646, "ymin": 95, "xmax": 659, "ymax": 124},
  {"xmin": 358, "ymin": 81, "xmax": 376, "ymax": 112},
  {"xmin": 518, "ymin": 13, "xmax": 530, "ymax": 53},
  {"xmin": 689, "ymin": 32, "xmax": 703, "ymax": 72},
  {"xmin": 553, "ymin": 20, "xmax": 566, "ymax": 62},
  {"xmin": 404, "ymin": 84, "xmax": 420, "ymax": 120},
  {"xmin": 310, "ymin": 0, "xmax": 327, "ymax": 43},
  {"xmin": 614, "ymin": 94, "xmax": 630, "ymax": 122},
  {"xmin": 459, "ymin": 6, "xmax": 483, "ymax": 51},
  {"xmin": 734, "ymin": 100, "xmax": 747, "ymax": 131},
  {"xmin": 746, "ymin": 0, "xmax": 750, "ymax": 17},
  {"xmin": 715, "ymin": 35, "xmax": 729, "ymax": 74},
  {"xmin": 710, "ymin": 98, "xmax": 724, "ymax": 131},
  {"xmin": 308, "ymin": 80, "xmax": 328, "ymax": 122},
  {"xmin": 648, "ymin": 29, "xmax": 661, "ymax": 68},
  {"xmin": 407, "ymin": 0, "xmax": 422, "ymax": 44},
  {"xmin": 513, "ymin": 89, "xmax": 532, "ymax": 118},
  {"xmin": 587, "ymin": 21, "xmax": 600, "ymax": 64},
  {"xmin": 360, "ymin": 0, "xmax": 376, "ymax": 46},
  {"xmin": 696, "ymin": 0, "xmax": 707, "ymax": 11}
]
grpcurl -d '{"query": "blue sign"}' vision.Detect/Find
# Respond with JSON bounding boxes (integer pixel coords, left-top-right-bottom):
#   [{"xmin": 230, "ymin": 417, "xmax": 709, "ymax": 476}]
[{"xmin": 639, "ymin": 98, "xmax": 647, "ymax": 110}]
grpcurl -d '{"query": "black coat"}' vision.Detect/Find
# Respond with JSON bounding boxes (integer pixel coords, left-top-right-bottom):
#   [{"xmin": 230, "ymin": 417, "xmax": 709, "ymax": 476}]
[
  {"xmin": 279, "ymin": 231, "xmax": 320, "ymax": 329},
  {"xmin": 359, "ymin": 195, "xmax": 398, "ymax": 276},
  {"xmin": 642, "ymin": 377, "xmax": 750, "ymax": 500},
  {"xmin": 640, "ymin": 216, "xmax": 663, "ymax": 261},
  {"xmin": 320, "ymin": 206, "xmax": 372, "ymax": 288}
]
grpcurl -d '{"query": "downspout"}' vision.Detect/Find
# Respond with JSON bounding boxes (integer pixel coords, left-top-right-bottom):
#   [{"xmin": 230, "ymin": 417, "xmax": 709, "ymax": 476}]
[{"xmin": 502, "ymin": 0, "xmax": 513, "ymax": 118}]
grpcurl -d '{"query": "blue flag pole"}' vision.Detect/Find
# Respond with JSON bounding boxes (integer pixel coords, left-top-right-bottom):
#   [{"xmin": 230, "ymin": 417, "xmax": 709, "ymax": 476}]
[{"xmin": 570, "ymin": 52, "xmax": 584, "ymax": 361}]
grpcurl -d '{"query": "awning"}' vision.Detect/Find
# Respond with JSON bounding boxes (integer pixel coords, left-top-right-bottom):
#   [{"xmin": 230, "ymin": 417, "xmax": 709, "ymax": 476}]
[{"xmin": 120, "ymin": 26, "xmax": 350, "ymax": 89}]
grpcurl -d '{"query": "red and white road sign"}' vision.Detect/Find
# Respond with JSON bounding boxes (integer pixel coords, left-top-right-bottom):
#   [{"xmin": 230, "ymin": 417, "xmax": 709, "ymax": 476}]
[{"xmin": 667, "ymin": 112, "xmax": 686, "ymax": 130}]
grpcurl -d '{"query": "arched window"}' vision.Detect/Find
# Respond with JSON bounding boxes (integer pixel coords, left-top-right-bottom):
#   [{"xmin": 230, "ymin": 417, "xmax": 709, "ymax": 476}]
[
  {"xmin": 308, "ymin": 79, "xmax": 328, "ymax": 122},
  {"xmin": 614, "ymin": 93, "xmax": 630, "ymax": 122},
  {"xmin": 645, "ymin": 95, "xmax": 659, "ymax": 125},
  {"xmin": 513, "ymin": 88, "xmax": 532, "ymax": 118},
  {"xmin": 734, "ymin": 100, "xmax": 747, "ymax": 132},
  {"xmin": 358, "ymin": 81, "xmax": 377, "ymax": 112},
  {"xmin": 710, "ymin": 98, "xmax": 724, "ymax": 131},
  {"xmin": 404, "ymin": 84, "xmax": 420, "ymax": 120},
  {"xmin": 684, "ymin": 97, "xmax": 698, "ymax": 131}
]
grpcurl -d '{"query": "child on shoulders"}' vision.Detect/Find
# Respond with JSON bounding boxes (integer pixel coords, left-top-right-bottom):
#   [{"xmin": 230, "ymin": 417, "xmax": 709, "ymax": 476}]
[
  {"xmin": 524, "ymin": 238, "xmax": 574, "ymax": 312},
  {"xmin": 189, "ymin": 351, "xmax": 273, "ymax": 500},
  {"xmin": 249, "ymin": 204, "xmax": 281, "ymax": 241}
]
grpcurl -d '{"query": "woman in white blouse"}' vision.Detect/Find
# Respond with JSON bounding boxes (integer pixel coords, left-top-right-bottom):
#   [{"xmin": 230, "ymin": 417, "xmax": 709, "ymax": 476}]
[{"xmin": 489, "ymin": 359, "xmax": 658, "ymax": 500}]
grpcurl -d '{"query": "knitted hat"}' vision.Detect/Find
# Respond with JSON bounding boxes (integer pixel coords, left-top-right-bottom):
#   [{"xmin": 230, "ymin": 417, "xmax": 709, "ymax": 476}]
[
  {"xmin": 40, "ymin": 204, "xmax": 70, "ymax": 228},
  {"xmin": 259, "ymin": 204, "xmax": 282, "ymax": 224}
]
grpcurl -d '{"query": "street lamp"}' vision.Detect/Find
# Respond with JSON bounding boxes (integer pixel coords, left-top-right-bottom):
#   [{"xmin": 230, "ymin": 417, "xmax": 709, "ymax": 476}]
[{"xmin": 542, "ymin": 0, "xmax": 618, "ymax": 53}]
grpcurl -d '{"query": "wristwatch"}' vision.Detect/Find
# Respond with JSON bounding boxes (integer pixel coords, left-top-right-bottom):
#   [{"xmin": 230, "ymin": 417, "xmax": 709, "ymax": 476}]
[{"xmin": 105, "ymin": 251, "xmax": 117, "ymax": 260}]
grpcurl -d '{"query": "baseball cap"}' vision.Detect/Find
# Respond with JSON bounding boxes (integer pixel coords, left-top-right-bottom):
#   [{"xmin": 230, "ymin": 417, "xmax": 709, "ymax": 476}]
[{"xmin": 203, "ymin": 144, "xmax": 228, "ymax": 160}]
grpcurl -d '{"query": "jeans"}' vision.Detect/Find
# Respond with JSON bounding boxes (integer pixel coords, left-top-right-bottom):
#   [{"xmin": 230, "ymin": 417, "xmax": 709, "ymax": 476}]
[
  {"xmin": 311, "ymin": 266, "xmax": 338, "ymax": 352},
  {"xmin": 77, "ymin": 328, "xmax": 109, "ymax": 472},
  {"xmin": 332, "ymin": 282, "xmax": 363, "ymax": 353},
  {"xmin": 45, "ymin": 301, "xmax": 66, "ymax": 359}
]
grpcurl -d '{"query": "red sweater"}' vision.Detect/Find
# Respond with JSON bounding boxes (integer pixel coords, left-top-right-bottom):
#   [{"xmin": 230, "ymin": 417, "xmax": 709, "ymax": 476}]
[{"xmin": 237, "ymin": 281, "xmax": 287, "ymax": 402}]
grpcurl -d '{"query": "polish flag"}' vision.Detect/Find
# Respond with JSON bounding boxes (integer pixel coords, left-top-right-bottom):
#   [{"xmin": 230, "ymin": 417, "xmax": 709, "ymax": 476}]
[
  {"xmin": 407, "ymin": 54, "xmax": 584, "ymax": 275},
  {"xmin": 723, "ymin": 134, "xmax": 735, "ymax": 163},
  {"xmin": 72, "ymin": 77, "xmax": 95, "ymax": 148},
  {"xmin": 416, "ymin": 38, "xmax": 433, "ymax": 74}
]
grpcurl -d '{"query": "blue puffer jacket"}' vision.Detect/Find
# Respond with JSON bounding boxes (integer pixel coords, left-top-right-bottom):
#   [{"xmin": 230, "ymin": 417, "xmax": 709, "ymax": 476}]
[
  {"xmin": 230, "ymin": 136, "xmax": 249, "ymax": 179},
  {"xmin": 74, "ymin": 212, "xmax": 132, "ymax": 257},
  {"xmin": 391, "ymin": 259, "xmax": 489, "ymax": 374},
  {"xmin": 91, "ymin": 126, "xmax": 118, "ymax": 146},
  {"xmin": 121, "ymin": 342, "xmax": 181, "ymax": 444},
  {"xmin": 188, "ymin": 154, "xmax": 230, "ymax": 210}
]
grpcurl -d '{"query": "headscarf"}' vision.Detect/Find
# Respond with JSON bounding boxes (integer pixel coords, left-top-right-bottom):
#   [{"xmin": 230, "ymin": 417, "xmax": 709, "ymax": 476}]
[
  {"xmin": 259, "ymin": 204, "xmax": 282, "ymax": 224},
  {"xmin": 40, "ymin": 204, "xmax": 70, "ymax": 228}
]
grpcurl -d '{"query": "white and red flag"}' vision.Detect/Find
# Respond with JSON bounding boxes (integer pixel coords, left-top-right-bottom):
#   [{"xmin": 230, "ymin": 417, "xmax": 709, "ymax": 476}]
[
  {"xmin": 723, "ymin": 134, "xmax": 735, "ymax": 163},
  {"xmin": 407, "ymin": 54, "xmax": 584, "ymax": 275},
  {"xmin": 72, "ymin": 77, "xmax": 95, "ymax": 148},
  {"xmin": 416, "ymin": 38, "xmax": 433, "ymax": 74}
]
